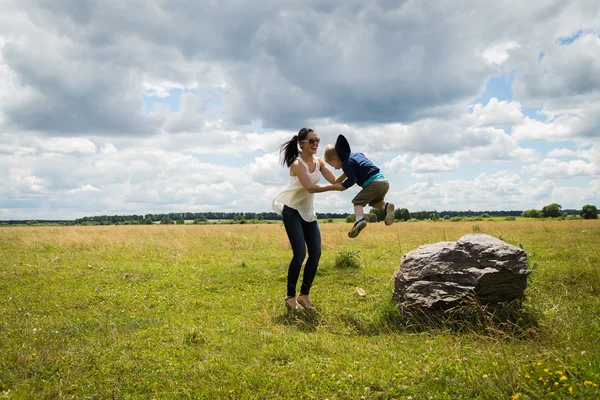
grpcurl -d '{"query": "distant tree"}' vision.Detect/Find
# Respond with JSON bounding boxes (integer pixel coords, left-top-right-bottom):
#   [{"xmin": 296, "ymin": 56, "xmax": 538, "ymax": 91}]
[
  {"xmin": 176, "ymin": 218, "xmax": 185, "ymax": 224},
  {"xmin": 371, "ymin": 208, "xmax": 385, "ymax": 222},
  {"xmin": 522, "ymin": 209, "xmax": 542, "ymax": 218},
  {"xmin": 580, "ymin": 204, "xmax": 598, "ymax": 220},
  {"xmin": 443, "ymin": 215, "xmax": 451, "ymax": 220},
  {"xmin": 160, "ymin": 217, "xmax": 174, "ymax": 224},
  {"xmin": 480, "ymin": 213, "xmax": 490, "ymax": 218},
  {"xmin": 542, "ymin": 203, "xmax": 562, "ymax": 218},
  {"xmin": 415, "ymin": 210, "xmax": 428, "ymax": 220},
  {"xmin": 429, "ymin": 211, "xmax": 439, "ymax": 221},
  {"xmin": 396, "ymin": 208, "xmax": 410, "ymax": 221},
  {"xmin": 365, "ymin": 213, "xmax": 378, "ymax": 223},
  {"xmin": 346, "ymin": 215, "xmax": 356, "ymax": 223}
]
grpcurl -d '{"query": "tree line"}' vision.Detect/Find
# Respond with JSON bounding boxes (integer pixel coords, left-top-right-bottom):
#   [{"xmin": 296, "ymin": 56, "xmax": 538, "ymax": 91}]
[
  {"xmin": 2, "ymin": 203, "xmax": 596, "ymax": 226},
  {"xmin": 71, "ymin": 207, "xmax": 591, "ymax": 225},
  {"xmin": 521, "ymin": 203, "xmax": 598, "ymax": 219}
]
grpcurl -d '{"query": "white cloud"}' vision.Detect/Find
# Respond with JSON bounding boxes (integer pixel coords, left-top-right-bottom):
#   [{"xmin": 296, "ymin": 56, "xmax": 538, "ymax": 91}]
[
  {"xmin": 510, "ymin": 32, "xmax": 600, "ymax": 141},
  {"xmin": 552, "ymin": 179, "xmax": 600, "ymax": 208},
  {"xmin": 577, "ymin": 145, "xmax": 600, "ymax": 163},
  {"xmin": 35, "ymin": 137, "xmax": 97, "ymax": 155},
  {"xmin": 400, "ymin": 171, "xmax": 525, "ymax": 211},
  {"xmin": 142, "ymin": 81, "xmax": 185, "ymax": 99},
  {"xmin": 523, "ymin": 157, "xmax": 598, "ymax": 178},
  {"xmin": 244, "ymin": 153, "xmax": 287, "ymax": 186},
  {"xmin": 411, "ymin": 154, "xmax": 460, "ymax": 175},
  {"xmin": 383, "ymin": 154, "xmax": 410, "ymax": 174},
  {"xmin": 547, "ymin": 148, "xmax": 576, "ymax": 157},
  {"xmin": 468, "ymin": 98, "xmax": 523, "ymax": 127},
  {"xmin": 0, "ymin": 36, "xmax": 17, "ymax": 125},
  {"xmin": 394, "ymin": 171, "xmax": 596, "ymax": 212},
  {"xmin": 482, "ymin": 41, "xmax": 521, "ymax": 65},
  {"xmin": 513, "ymin": 33, "xmax": 600, "ymax": 105},
  {"xmin": 101, "ymin": 143, "xmax": 118, "ymax": 154},
  {"xmin": 4, "ymin": 167, "xmax": 48, "ymax": 194},
  {"xmin": 68, "ymin": 184, "xmax": 99, "ymax": 193},
  {"xmin": 526, "ymin": 178, "xmax": 555, "ymax": 201},
  {"xmin": 162, "ymin": 92, "xmax": 207, "ymax": 134},
  {"xmin": 456, "ymin": 127, "xmax": 539, "ymax": 163},
  {"xmin": 512, "ymin": 110, "xmax": 597, "ymax": 141}
]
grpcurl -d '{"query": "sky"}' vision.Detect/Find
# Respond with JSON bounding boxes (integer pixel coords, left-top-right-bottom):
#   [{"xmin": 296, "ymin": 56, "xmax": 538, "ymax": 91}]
[{"xmin": 0, "ymin": 0, "xmax": 599, "ymax": 220}]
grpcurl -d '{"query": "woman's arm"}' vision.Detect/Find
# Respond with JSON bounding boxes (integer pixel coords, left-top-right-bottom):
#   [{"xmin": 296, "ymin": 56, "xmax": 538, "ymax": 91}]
[{"xmin": 292, "ymin": 161, "xmax": 344, "ymax": 193}]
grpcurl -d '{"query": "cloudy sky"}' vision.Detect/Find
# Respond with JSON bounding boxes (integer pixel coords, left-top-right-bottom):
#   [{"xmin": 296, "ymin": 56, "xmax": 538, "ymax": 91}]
[{"xmin": 1, "ymin": 0, "xmax": 599, "ymax": 220}]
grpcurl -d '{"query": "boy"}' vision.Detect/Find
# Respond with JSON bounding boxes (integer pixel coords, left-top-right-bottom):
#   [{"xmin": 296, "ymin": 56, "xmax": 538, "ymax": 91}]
[{"xmin": 324, "ymin": 134, "xmax": 395, "ymax": 238}]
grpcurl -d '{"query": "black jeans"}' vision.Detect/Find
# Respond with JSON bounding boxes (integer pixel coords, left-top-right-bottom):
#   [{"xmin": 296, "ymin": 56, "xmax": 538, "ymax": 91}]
[{"xmin": 282, "ymin": 205, "xmax": 322, "ymax": 297}]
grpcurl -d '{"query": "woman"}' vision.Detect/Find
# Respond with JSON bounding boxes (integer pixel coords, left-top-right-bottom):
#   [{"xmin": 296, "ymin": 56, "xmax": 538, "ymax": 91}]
[{"xmin": 272, "ymin": 127, "xmax": 344, "ymax": 310}]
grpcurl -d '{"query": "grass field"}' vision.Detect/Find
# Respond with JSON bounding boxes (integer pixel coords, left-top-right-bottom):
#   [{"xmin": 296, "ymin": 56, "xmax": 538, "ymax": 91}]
[{"xmin": 1, "ymin": 220, "xmax": 599, "ymax": 399}]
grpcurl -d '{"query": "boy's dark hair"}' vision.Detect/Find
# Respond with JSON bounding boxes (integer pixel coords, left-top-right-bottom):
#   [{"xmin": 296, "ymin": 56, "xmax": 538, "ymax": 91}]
[{"xmin": 279, "ymin": 127, "xmax": 314, "ymax": 167}]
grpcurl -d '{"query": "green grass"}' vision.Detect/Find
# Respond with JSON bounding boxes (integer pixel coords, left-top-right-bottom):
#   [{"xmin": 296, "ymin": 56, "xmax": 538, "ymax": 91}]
[{"xmin": 1, "ymin": 221, "xmax": 599, "ymax": 399}]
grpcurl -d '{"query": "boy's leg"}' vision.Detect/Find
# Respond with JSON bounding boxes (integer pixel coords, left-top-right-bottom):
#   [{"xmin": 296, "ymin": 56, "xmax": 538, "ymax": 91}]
[
  {"xmin": 348, "ymin": 216, "xmax": 367, "ymax": 238},
  {"xmin": 354, "ymin": 204, "xmax": 364, "ymax": 219},
  {"xmin": 365, "ymin": 180, "xmax": 395, "ymax": 226},
  {"xmin": 384, "ymin": 201, "xmax": 395, "ymax": 226},
  {"xmin": 349, "ymin": 204, "xmax": 367, "ymax": 238},
  {"xmin": 349, "ymin": 190, "xmax": 371, "ymax": 238},
  {"xmin": 371, "ymin": 200, "xmax": 385, "ymax": 210}
]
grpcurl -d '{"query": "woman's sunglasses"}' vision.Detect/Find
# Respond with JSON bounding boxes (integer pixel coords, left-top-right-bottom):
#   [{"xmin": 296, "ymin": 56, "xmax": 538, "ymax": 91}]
[{"xmin": 300, "ymin": 137, "xmax": 321, "ymax": 145}]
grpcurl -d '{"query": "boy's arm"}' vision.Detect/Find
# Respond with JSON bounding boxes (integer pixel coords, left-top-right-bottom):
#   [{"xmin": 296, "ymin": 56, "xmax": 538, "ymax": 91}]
[
  {"xmin": 334, "ymin": 172, "xmax": 347, "ymax": 184},
  {"xmin": 341, "ymin": 162, "xmax": 357, "ymax": 189}
]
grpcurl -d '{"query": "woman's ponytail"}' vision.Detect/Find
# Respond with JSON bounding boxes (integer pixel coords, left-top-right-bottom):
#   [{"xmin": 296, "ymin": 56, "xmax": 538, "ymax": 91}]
[
  {"xmin": 278, "ymin": 128, "xmax": 313, "ymax": 168},
  {"xmin": 279, "ymin": 135, "xmax": 299, "ymax": 167}
]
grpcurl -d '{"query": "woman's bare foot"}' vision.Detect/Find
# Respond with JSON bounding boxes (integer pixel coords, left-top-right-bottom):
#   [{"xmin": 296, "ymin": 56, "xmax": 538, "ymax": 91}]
[
  {"xmin": 297, "ymin": 294, "xmax": 316, "ymax": 310},
  {"xmin": 285, "ymin": 296, "xmax": 298, "ymax": 310}
]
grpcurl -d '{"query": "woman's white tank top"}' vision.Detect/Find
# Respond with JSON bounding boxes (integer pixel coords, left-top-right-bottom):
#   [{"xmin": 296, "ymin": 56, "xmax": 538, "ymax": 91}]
[{"xmin": 272, "ymin": 157, "xmax": 321, "ymax": 222}]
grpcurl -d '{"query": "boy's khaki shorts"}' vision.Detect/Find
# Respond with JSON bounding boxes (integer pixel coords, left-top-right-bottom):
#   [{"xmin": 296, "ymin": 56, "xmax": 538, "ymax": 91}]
[{"xmin": 352, "ymin": 179, "xmax": 389, "ymax": 207}]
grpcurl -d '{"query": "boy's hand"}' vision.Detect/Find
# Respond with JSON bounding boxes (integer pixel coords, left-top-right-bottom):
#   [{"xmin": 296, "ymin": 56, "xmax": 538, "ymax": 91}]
[{"xmin": 333, "ymin": 183, "xmax": 345, "ymax": 191}]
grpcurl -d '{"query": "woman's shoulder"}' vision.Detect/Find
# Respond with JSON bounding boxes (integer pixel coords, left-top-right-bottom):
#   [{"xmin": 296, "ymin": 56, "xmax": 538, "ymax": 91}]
[{"xmin": 289, "ymin": 159, "xmax": 302, "ymax": 176}]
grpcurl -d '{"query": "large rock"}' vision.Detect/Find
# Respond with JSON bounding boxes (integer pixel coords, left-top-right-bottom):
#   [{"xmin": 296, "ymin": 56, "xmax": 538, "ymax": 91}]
[{"xmin": 393, "ymin": 234, "xmax": 531, "ymax": 311}]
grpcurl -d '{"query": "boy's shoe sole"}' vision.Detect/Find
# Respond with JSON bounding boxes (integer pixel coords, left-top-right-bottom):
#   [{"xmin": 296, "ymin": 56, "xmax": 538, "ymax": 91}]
[
  {"xmin": 348, "ymin": 219, "xmax": 367, "ymax": 238},
  {"xmin": 385, "ymin": 203, "xmax": 395, "ymax": 226}
]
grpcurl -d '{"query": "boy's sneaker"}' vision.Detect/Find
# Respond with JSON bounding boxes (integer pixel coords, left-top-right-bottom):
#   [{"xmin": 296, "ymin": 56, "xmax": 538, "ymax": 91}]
[
  {"xmin": 384, "ymin": 202, "xmax": 395, "ymax": 226},
  {"xmin": 348, "ymin": 218, "xmax": 367, "ymax": 238}
]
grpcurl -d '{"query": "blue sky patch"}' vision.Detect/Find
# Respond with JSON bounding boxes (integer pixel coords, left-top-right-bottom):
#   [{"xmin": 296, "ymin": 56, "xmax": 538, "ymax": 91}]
[
  {"xmin": 142, "ymin": 88, "xmax": 225, "ymax": 115},
  {"xmin": 558, "ymin": 29, "xmax": 583, "ymax": 45},
  {"xmin": 471, "ymin": 74, "xmax": 514, "ymax": 106}
]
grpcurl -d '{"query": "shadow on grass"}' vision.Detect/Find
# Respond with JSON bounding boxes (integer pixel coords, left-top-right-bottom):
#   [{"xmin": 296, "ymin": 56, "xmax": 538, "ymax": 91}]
[
  {"xmin": 272, "ymin": 307, "xmax": 324, "ymax": 333},
  {"xmin": 340, "ymin": 296, "xmax": 539, "ymax": 340}
]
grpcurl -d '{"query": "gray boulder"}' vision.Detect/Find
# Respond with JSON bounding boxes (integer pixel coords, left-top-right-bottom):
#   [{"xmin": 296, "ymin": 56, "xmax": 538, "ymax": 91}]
[{"xmin": 393, "ymin": 234, "xmax": 531, "ymax": 311}]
